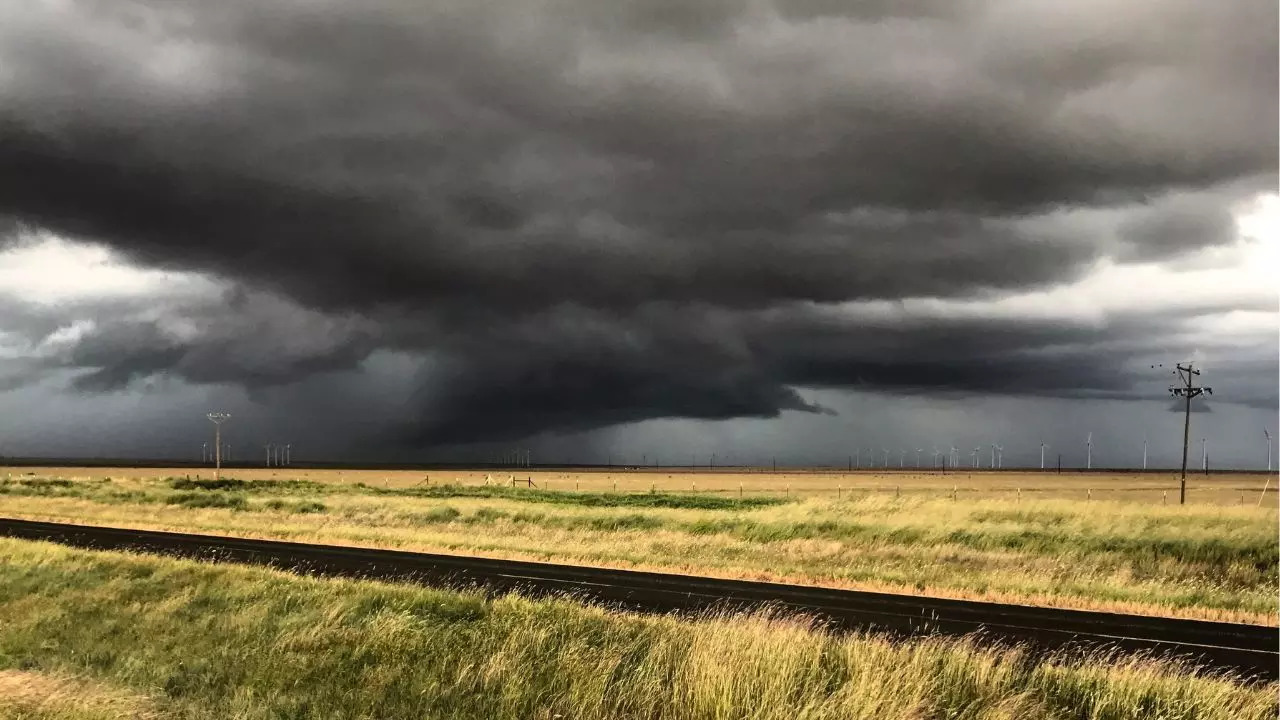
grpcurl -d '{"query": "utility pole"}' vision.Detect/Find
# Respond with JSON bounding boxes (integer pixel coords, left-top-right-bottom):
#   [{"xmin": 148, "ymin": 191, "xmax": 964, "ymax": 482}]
[
  {"xmin": 207, "ymin": 412, "xmax": 230, "ymax": 481},
  {"xmin": 1164, "ymin": 362, "xmax": 1212, "ymax": 505}
]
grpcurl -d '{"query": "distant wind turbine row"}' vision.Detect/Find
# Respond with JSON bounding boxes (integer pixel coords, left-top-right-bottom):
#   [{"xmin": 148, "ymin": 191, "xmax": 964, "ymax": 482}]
[{"xmin": 846, "ymin": 429, "xmax": 1275, "ymax": 471}]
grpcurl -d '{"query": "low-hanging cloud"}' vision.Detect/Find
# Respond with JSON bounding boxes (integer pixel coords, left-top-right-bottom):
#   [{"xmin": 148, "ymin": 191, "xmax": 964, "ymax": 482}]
[{"xmin": 0, "ymin": 0, "xmax": 1275, "ymax": 447}]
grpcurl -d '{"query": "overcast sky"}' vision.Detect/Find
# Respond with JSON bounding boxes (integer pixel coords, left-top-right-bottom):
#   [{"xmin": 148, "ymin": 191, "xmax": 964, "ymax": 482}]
[{"xmin": 0, "ymin": 0, "xmax": 1276, "ymax": 468}]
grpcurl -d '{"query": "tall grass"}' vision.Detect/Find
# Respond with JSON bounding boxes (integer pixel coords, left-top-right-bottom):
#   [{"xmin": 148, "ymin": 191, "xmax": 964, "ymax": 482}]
[
  {"xmin": 2, "ymin": 476, "xmax": 1276, "ymax": 622},
  {"xmin": 0, "ymin": 538, "xmax": 1273, "ymax": 720}
]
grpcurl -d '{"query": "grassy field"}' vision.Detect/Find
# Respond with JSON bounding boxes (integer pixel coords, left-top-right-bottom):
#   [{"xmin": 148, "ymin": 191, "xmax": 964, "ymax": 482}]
[
  {"xmin": 4, "ymin": 466, "xmax": 1276, "ymax": 505},
  {"xmin": 2, "ymin": 470, "xmax": 1275, "ymax": 624},
  {"xmin": 0, "ymin": 538, "xmax": 1274, "ymax": 720}
]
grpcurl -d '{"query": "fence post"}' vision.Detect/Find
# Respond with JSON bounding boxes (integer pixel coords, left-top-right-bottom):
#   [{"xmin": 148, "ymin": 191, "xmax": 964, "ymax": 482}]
[
  {"xmin": 952, "ymin": 485, "xmax": 957, "ymax": 501},
  {"xmin": 1162, "ymin": 490, "xmax": 1167, "ymax": 505},
  {"xmin": 1087, "ymin": 489, "xmax": 1091, "ymax": 502},
  {"xmin": 739, "ymin": 482, "xmax": 743, "ymax": 498},
  {"xmin": 838, "ymin": 485, "xmax": 842, "ymax": 499}
]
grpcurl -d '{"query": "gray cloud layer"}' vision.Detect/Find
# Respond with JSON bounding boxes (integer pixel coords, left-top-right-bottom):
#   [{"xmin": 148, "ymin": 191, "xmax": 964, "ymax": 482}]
[{"xmin": 0, "ymin": 0, "xmax": 1275, "ymax": 447}]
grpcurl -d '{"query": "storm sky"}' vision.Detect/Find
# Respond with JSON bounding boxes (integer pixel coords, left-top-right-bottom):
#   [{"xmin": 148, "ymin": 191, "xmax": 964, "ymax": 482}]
[{"xmin": 0, "ymin": 0, "xmax": 1276, "ymax": 468}]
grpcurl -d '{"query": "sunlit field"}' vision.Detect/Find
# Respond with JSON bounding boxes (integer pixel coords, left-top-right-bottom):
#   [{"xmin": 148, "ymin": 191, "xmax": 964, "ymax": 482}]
[
  {"xmin": 0, "ymin": 539, "xmax": 1274, "ymax": 720},
  {"xmin": 2, "ymin": 468, "xmax": 1275, "ymax": 624}
]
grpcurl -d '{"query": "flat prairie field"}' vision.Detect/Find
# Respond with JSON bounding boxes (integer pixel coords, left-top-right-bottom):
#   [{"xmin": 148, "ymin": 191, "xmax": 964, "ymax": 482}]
[
  {"xmin": 5, "ymin": 465, "xmax": 1276, "ymax": 505},
  {"xmin": 2, "ymin": 466, "xmax": 1276, "ymax": 624}
]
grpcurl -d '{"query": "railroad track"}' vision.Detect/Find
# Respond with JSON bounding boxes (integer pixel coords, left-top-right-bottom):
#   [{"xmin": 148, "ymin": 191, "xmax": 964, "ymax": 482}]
[{"xmin": 2, "ymin": 517, "xmax": 1275, "ymax": 681}]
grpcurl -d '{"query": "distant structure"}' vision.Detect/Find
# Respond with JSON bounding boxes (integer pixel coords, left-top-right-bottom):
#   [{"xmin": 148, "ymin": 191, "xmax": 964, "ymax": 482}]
[
  {"xmin": 206, "ymin": 412, "xmax": 231, "ymax": 481},
  {"xmin": 1265, "ymin": 429, "xmax": 1272, "ymax": 472},
  {"xmin": 1161, "ymin": 361, "xmax": 1212, "ymax": 505},
  {"xmin": 1086, "ymin": 432, "xmax": 1092, "ymax": 470}
]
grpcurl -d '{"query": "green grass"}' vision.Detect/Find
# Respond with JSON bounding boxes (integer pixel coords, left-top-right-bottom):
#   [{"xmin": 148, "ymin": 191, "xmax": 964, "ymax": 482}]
[
  {"xmin": 0, "ymin": 538, "xmax": 1273, "ymax": 720},
  {"xmin": 363, "ymin": 482, "xmax": 791, "ymax": 510},
  {"xmin": 2, "ymin": 475, "xmax": 1276, "ymax": 622}
]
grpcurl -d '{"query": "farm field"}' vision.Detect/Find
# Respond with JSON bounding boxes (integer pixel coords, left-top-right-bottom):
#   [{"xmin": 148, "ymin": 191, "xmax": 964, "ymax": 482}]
[
  {"xmin": 0, "ymin": 538, "xmax": 1275, "ymax": 720},
  {"xmin": 2, "ymin": 467, "xmax": 1276, "ymax": 624}
]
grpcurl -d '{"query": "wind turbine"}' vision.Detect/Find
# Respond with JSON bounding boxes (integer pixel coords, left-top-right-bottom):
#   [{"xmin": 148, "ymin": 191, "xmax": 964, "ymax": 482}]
[
  {"xmin": 854, "ymin": 448, "xmax": 860, "ymax": 469},
  {"xmin": 1266, "ymin": 429, "xmax": 1272, "ymax": 472},
  {"xmin": 882, "ymin": 447, "xmax": 890, "ymax": 468},
  {"xmin": 1039, "ymin": 442, "xmax": 1048, "ymax": 470},
  {"xmin": 1201, "ymin": 438, "xmax": 1207, "ymax": 471},
  {"xmin": 899, "ymin": 449, "xmax": 906, "ymax": 468},
  {"xmin": 1086, "ymin": 432, "xmax": 1092, "ymax": 470},
  {"xmin": 265, "ymin": 444, "xmax": 274, "ymax": 467},
  {"xmin": 971, "ymin": 447, "xmax": 980, "ymax": 468},
  {"xmin": 1142, "ymin": 437, "xmax": 1148, "ymax": 470},
  {"xmin": 950, "ymin": 446, "xmax": 959, "ymax": 468},
  {"xmin": 990, "ymin": 444, "xmax": 997, "ymax": 469},
  {"xmin": 932, "ymin": 446, "xmax": 940, "ymax": 467},
  {"xmin": 915, "ymin": 448, "xmax": 924, "ymax": 467},
  {"xmin": 994, "ymin": 445, "xmax": 1003, "ymax": 469}
]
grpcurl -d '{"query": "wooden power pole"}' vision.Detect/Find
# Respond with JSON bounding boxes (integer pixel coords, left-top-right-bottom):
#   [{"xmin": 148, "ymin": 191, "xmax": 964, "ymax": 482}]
[{"xmin": 1166, "ymin": 363, "xmax": 1212, "ymax": 505}]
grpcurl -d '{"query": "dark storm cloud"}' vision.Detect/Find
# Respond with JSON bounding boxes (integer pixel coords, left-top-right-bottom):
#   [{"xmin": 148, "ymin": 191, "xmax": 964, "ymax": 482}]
[
  {"xmin": 0, "ymin": 287, "xmax": 381, "ymax": 394},
  {"xmin": 398, "ymin": 301, "xmax": 1278, "ymax": 442},
  {"xmin": 0, "ymin": 0, "xmax": 1274, "ymax": 444},
  {"xmin": 1116, "ymin": 193, "xmax": 1239, "ymax": 263}
]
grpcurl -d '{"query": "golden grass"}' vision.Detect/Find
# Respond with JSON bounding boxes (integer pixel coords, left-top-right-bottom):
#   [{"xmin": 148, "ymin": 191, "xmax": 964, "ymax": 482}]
[
  {"xmin": 2, "ymin": 473, "xmax": 1275, "ymax": 624},
  {"xmin": 0, "ymin": 538, "xmax": 1274, "ymax": 720},
  {"xmin": 0, "ymin": 669, "xmax": 157, "ymax": 719},
  {"xmin": 5, "ymin": 465, "xmax": 1276, "ymax": 506}
]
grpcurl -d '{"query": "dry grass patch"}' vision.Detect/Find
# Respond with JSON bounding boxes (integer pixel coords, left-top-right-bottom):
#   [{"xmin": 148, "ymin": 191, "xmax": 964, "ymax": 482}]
[{"xmin": 0, "ymin": 669, "xmax": 158, "ymax": 719}]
